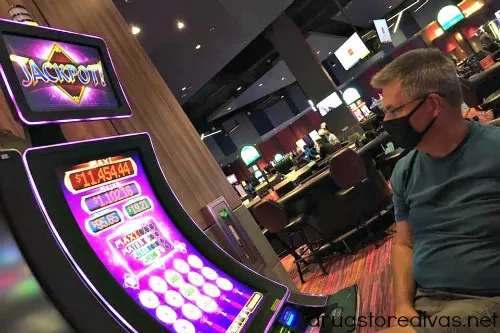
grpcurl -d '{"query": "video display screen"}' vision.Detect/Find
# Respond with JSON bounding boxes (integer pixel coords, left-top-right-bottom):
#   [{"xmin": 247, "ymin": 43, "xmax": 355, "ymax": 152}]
[
  {"xmin": 57, "ymin": 152, "xmax": 263, "ymax": 333},
  {"xmin": 3, "ymin": 33, "xmax": 120, "ymax": 112},
  {"xmin": 334, "ymin": 33, "xmax": 370, "ymax": 71}
]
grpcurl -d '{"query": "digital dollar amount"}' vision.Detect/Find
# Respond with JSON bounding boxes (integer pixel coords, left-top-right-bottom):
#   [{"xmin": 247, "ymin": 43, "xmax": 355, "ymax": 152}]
[
  {"xmin": 67, "ymin": 159, "xmax": 135, "ymax": 192},
  {"xmin": 87, "ymin": 210, "xmax": 122, "ymax": 234},
  {"xmin": 125, "ymin": 198, "xmax": 152, "ymax": 217},
  {"xmin": 84, "ymin": 182, "xmax": 140, "ymax": 212}
]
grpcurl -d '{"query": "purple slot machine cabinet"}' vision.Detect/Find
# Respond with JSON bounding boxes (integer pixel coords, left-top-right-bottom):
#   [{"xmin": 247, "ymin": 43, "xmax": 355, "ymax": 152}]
[{"xmin": 0, "ymin": 19, "xmax": 359, "ymax": 333}]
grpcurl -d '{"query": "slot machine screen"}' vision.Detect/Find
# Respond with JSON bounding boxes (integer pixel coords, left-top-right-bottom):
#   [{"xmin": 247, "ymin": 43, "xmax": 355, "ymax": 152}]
[
  {"xmin": 57, "ymin": 152, "xmax": 263, "ymax": 333},
  {"xmin": 0, "ymin": 19, "xmax": 131, "ymax": 124},
  {"xmin": 3, "ymin": 33, "xmax": 120, "ymax": 112}
]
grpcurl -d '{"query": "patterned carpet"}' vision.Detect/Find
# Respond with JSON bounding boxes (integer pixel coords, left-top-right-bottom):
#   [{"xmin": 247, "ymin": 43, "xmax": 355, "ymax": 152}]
[{"xmin": 280, "ymin": 235, "xmax": 395, "ymax": 333}]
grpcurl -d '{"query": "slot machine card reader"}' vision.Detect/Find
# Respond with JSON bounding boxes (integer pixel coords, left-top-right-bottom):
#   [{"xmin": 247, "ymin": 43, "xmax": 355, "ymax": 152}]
[{"xmin": 269, "ymin": 285, "xmax": 359, "ymax": 333}]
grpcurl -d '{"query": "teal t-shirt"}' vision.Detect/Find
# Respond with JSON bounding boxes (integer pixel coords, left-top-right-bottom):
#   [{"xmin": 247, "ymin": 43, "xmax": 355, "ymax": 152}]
[{"xmin": 391, "ymin": 121, "xmax": 500, "ymax": 296}]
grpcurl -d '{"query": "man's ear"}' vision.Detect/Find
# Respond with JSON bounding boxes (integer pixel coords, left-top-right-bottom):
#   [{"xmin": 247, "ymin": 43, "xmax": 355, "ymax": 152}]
[{"xmin": 428, "ymin": 93, "xmax": 443, "ymax": 117}]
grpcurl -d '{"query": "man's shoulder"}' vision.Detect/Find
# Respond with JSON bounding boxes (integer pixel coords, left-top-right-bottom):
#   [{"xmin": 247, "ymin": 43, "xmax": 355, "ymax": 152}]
[
  {"xmin": 473, "ymin": 122, "xmax": 500, "ymax": 142},
  {"xmin": 390, "ymin": 150, "xmax": 418, "ymax": 188}
]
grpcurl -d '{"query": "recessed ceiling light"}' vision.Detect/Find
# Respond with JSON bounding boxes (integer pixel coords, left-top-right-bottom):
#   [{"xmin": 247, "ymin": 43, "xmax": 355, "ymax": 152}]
[
  {"xmin": 316, "ymin": 50, "xmax": 320, "ymax": 54},
  {"xmin": 259, "ymin": 83, "xmax": 263, "ymax": 87},
  {"xmin": 281, "ymin": 77, "xmax": 285, "ymax": 80},
  {"xmin": 236, "ymin": 86, "xmax": 242, "ymax": 91},
  {"xmin": 328, "ymin": 51, "xmax": 332, "ymax": 55},
  {"xmin": 181, "ymin": 87, "xmax": 187, "ymax": 91},
  {"xmin": 332, "ymin": 64, "xmax": 336, "ymax": 67},
  {"xmin": 389, "ymin": 5, "xmax": 392, "ymax": 8},
  {"xmin": 281, "ymin": 95, "xmax": 284, "ymax": 99},
  {"xmin": 209, "ymin": 26, "xmax": 216, "ymax": 32},
  {"xmin": 131, "ymin": 25, "xmax": 141, "ymax": 35},
  {"xmin": 176, "ymin": 20, "xmax": 186, "ymax": 30},
  {"xmin": 195, "ymin": 44, "xmax": 201, "ymax": 50},
  {"xmin": 227, "ymin": 107, "xmax": 232, "ymax": 111}
]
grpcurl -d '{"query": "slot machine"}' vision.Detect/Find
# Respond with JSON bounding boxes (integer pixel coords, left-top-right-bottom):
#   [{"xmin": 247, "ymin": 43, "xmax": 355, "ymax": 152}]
[{"xmin": 0, "ymin": 19, "xmax": 359, "ymax": 333}]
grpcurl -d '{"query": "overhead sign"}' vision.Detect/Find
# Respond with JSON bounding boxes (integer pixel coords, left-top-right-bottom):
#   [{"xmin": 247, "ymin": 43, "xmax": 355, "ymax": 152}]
[
  {"xmin": 241, "ymin": 145, "xmax": 261, "ymax": 166},
  {"xmin": 374, "ymin": 19, "xmax": 392, "ymax": 44},
  {"xmin": 342, "ymin": 87, "xmax": 361, "ymax": 105},
  {"xmin": 334, "ymin": 33, "xmax": 370, "ymax": 71},
  {"xmin": 437, "ymin": 5, "xmax": 465, "ymax": 30}
]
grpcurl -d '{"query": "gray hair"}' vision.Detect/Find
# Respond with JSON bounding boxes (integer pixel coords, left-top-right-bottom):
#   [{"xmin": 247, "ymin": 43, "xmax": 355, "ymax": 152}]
[{"xmin": 371, "ymin": 48, "xmax": 463, "ymax": 108}]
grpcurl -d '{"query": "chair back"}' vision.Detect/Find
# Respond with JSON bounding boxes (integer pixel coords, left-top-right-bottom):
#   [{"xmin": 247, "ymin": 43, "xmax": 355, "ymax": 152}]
[
  {"xmin": 329, "ymin": 148, "xmax": 367, "ymax": 189},
  {"xmin": 252, "ymin": 200, "xmax": 289, "ymax": 234}
]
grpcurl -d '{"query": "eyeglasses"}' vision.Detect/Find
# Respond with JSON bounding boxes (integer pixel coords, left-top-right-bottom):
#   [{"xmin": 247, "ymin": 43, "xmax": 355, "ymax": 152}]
[{"xmin": 380, "ymin": 93, "xmax": 442, "ymax": 116}]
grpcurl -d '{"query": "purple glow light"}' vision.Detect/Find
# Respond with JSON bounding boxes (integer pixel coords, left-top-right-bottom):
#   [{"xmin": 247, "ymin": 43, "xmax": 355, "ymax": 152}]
[{"xmin": 23, "ymin": 133, "xmax": 286, "ymax": 332}]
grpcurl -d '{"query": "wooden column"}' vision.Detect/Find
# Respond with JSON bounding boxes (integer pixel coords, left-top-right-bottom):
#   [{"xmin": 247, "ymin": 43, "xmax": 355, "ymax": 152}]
[{"xmin": 0, "ymin": 0, "xmax": 240, "ymax": 228}]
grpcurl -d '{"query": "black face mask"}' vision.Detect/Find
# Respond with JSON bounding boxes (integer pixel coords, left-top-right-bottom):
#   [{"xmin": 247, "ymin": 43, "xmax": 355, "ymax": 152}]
[{"xmin": 382, "ymin": 95, "xmax": 437, "ymax": 150}]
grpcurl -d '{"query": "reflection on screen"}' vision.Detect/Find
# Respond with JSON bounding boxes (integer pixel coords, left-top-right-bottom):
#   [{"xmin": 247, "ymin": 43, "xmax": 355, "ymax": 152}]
[
  {"xmin": 3, "ymin": 33, "xmax": 120, "ymax": 112},
  {"xmin": 58, "ymin": 153, "xmax": 262, "ymax": 333}
]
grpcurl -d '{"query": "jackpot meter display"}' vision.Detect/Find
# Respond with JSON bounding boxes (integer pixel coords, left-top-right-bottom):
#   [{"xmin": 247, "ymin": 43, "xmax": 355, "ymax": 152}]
[{"xmin": 58, "ymin": 152, "xmax": 263, "ymax": 333}]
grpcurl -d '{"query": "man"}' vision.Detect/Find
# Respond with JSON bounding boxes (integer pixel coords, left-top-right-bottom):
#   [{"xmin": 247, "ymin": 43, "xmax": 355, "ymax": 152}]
[
  {"xmin": 372, "ymin": 49, "xmax": 500, "ymax": 333},
  {"xmin": 318, "ymin": 128, "xmax": 340, "ymax": 145}
]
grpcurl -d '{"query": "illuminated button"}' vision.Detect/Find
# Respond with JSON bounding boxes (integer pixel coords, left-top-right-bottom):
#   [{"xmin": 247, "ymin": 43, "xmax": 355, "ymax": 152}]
[
  {"xmin": 165, "ymin": 290, "xmax": 185, "ymax": 308},
  {"xmin": 149, "ymin": 276, "xmax": 168, "ymax": 294},
  {"xmin": 179, "ymin": 283, "xmax": 200, "ymax": 301},
  {"xmin": 164, "ymin": 270, "xmax": 185, "ymax": 288},
  {"xmin": 187, "ymin": 255, "xmax": 203, "ymax": 269},
  {"xmin": 201, "ymin": 267, "xmax": 218, "ymax": 280},
  {"xmin": 216, "ymin": 278, "xmax": 233, "ymax": 291},
  {"xmin": 187, "ymin": 271, "xmax": 205, "ymax": 287},
  {"xmin": 173, "ymin": 259, "xmax": 190, "ymax": 274},
  {"xmin": 139, "ymin": 290, "xmax": 160, "ymax": 309},
  {"xmin": 156, "ymin": 305, "xmax": 177, "ymax": 324},
  {"xmin": 203, "ymin": 283, "xmax": 221, "ymax": 298},
  {"xmin": 196, "ymin": 295, "xmax": 218, "ymax": 313},
  {"xmin": 173, "ymin": 319, "xmax": 195, "ymax": 333},
  {"xmin": 182, "ymin": 303, "xmax": 202, "ymax": 320}
]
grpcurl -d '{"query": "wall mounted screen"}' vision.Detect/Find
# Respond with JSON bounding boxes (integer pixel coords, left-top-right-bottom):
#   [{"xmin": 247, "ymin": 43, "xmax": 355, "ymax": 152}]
[
  {"xmin": 334, "ymin": 33, "xmax": 370, "ymax": 71},
  {"xmin": 57, "ymin": 152, "xmax": 263, "ymax": 333}
]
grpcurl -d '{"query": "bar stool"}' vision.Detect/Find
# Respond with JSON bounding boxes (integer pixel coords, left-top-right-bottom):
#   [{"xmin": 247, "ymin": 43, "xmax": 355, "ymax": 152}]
[
  {"xmin": 252, "ymin": 200, "xmax": 328, "ymax": 284},
  {"xmin": 329, "ymin": 149, "xmax": 382, "ymax": 249}
]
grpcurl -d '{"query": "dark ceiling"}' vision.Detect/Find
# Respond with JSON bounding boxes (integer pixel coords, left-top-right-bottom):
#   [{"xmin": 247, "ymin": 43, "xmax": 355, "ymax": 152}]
[{"xmin": 115, "ymin": 0, "xmax": 409, "ymax": 133}]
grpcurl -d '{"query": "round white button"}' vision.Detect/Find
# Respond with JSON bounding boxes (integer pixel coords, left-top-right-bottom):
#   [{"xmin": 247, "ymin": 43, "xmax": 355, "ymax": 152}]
[
  {"xmin": 187, "ymin": 271, "xmax": 205, "ymax": 287},
  {"xmin": 173, "ymin": 259, "xmax": 190, "ymax": 274},
  {"xmin": 203, "ymin": 283, "xmax": 221, "ymax": 298},
  {"xmin": 187, "ymin": 255, "xmax": 203, "ymax": 269},
  {"xmin": 164, "ymin": 270, "xmax": 185, "ymax": 288},
  {"xmin": 156, "ymin": 305, "xmax": 177, "ymax": 324},
  {"xmin": 165, "ymin": 290, "xmax": 184, "ymax": 308},
  {"xmin": 182, "ymin": 303, "xmax": 202, "ymax": 321},
  {"xmin": 216, "ymin": 278, "xmax": 233, "ymax": 291},
  {"xmin": 138, "ymin": 290, "xmax": 160, "ymax": 309},
  {"xmin": 149, "ymin": 276, "xmax": 168, "ymax": 294},
  {"xmin": 173, "ymin": 319, "xmax": 195, "ymax": 333},
  {"xmin": 196, "ymin": 295, "xmax": 218, "ymax": 313},
  {"xmin": 201, "ymin": 267, "xmax": 218, "ymax": 280},
  {"xmin": 179, "ymin": 283, "xmax": 200, "ymax": 301}
]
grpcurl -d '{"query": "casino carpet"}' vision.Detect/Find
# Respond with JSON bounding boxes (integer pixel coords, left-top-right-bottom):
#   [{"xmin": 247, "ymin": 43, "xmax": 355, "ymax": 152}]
[{"xmin": 280, "ymin": 233, "xmax": 395, "ymax": 333}]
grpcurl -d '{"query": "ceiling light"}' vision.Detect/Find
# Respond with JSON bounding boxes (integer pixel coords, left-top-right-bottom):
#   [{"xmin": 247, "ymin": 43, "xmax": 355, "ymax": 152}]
[
  {"xmin": 131, "ymin": 25, "xmax": 141, "ymax": 35},
  {"xmin": 316, "ymin": 50, "xmax": 320, "ymax": 54},
  {"xmin": 393, "ymin": 11, "xmax": 403, "ymax": 33},
  {"xmin": 259, "ymin": 83, "xmax": 263, "ymax": 87},
  {"xmin": 181, "ymin": 87, "xmax": 187, "ymax": 91},
  {"xmin": 281, "ymin": 96, "xmax": 284, "ymax": 99},
  {"xmin": 236, "ymin": 86, "xmax": 242, "ymax": 91},
  {"xmin": 176, "ymin": 20, "xmax": 186, "ymax": 30},
  {"xmin": 227, "ymin": 107, "xmax": 232, "ymax": 111},
  {"xmin": 389, "ymin": 5, "xmax": 393, "ymax": 9},
  {"xmin": 195, "ymin": 44, "xmax": 201, "ymax": 50},
  {"xmin": 281, "ymin": 77, "xmax": 285, "ymax": 80},
  {"xmin": 329, "ymin": 51, "xmax": 332, "ymax": 55}
]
